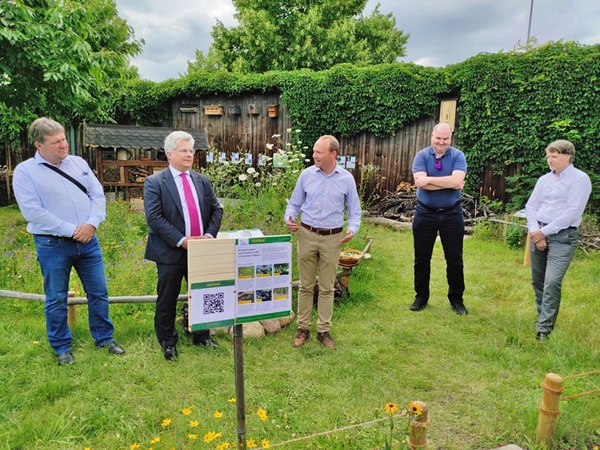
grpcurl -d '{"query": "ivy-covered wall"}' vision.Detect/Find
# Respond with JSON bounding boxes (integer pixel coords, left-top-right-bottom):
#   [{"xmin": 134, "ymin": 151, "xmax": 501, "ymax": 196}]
[
  {"xmin": 114, "ymin": 41, "xmax": 600, "ymax": 214},
  {"xmin": 450, "ymin": 41, "xmax": 600, "ymax": 212}
]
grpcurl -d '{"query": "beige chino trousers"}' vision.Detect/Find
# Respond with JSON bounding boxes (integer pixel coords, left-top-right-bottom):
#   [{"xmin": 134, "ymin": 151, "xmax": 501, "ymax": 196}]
[{"xmin": 296, "ymin": 226, "xmax": 343, "ymax": 333}]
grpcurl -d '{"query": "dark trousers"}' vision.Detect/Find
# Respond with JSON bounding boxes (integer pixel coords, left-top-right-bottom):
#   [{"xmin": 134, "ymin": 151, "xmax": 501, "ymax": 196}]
[
  {"xmin": 155, "ymin": 257, "xmax": 209, "ymax": 347},
  {"xmin": 412, "ymin": 204, "xmax": 465, "ymax": 305}
]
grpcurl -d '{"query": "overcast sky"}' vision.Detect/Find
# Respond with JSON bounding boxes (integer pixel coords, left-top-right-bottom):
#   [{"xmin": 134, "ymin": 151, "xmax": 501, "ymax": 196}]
[{"xmin": 114, "ymin": 0, "xmax": 600, "ymax": 82}]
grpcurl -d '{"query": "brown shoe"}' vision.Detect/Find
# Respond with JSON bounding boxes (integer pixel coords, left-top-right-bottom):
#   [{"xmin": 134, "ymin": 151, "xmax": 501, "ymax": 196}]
[
  {"xmin": 293, "ymin": 329, "xmax": 310, "ymax": 347},
  {"xmin": 317, "ymin": 332, "xmax": 336, "ymax": 350}
]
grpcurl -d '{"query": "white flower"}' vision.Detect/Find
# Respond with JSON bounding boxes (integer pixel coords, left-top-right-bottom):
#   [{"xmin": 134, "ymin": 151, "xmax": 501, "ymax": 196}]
[
  {"xmin": 295, "ymin": 129, "xmax": 301, "ymax": 133},
  {"xmin": 272, "ymin": 182, "xmax": 278, "ymax": 186},
  {"xmin": 292, "ymin": 169, "xmax": 299, "ymax": 173},
  {"xmin": 255, "ymin": 182, "xmax": 261, "ymax": 187},
  {"xmin": 266, "ymin": 143, "xmax": 274, "ymax": 150},
  {"xmin": 286, "ymin": 128, "xmax": 292, "ymax": 134},
  {"xmin": 238, "ymin": 174, "xmax": 248, "ymax": 181},
  {"xmin": 297, "ymin": 140, "xmax": 302, "ymax": 144},
  {"xmin": 300, "ymin": 153, "xmax": 305, "ymax": 158},
  {"xmin": 303, "ymin": 146, "xmax": 308, "ymax": 149},
  {"xmin": 272, "ymin": 134, "xmax": 281, "ymax": 138},
  {"xmin": 278, "ymin": 149, "xmax": 286, "ymax": 155},
  {"xmin": 286, "ymin": 143, "xmax": 291, "ymax": 146},
  {"xmin": 246, "ymin": 167, "xmax": 256, "ymax": 174},
  {"xmin": 252, "ymin": 172, "xmax": 259, "ymax": 178},
  {"xmin": 305, "ymin": 158, "xmax": 311, "ymax": 162}
]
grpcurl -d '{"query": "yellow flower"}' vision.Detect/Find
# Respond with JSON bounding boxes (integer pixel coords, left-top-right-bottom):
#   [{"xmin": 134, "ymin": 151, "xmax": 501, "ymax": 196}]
[
  {"xmin": 222, "ymin": 442, "xmax": 231, "ymax": 448},
  {"xmin": 187, "ymin": 434, "xmax": 198, "ymax": 440},
  {"xmin": 189, "ymin": 420, "xmax": 200, "ymax": 427},
  {"xmin": 214, "ymin": 410, "xmax": 223, "ymax": 418},
  {"xmin": 423, "ymin": 424, "xmax": 428, "ymax": 430},
  {"xmin": 161, "ymin": 418, "xmax": 173, "ymax": 427},
  {"xmin": 384, "ymin": 402, "xmax": 399, "ymax": 414},
  {"xmin": 409, "ymin": 401, "xmax": 423, "ymax": 416},
  {"xmin": 150, "ymin": 436, "xmax": 160, "ymax": 444},
  {"xmin": 181, "ymin": 406, "xmax": 193, "ymax": 416},
  {"xmin": 130, "ymin": 444, "xmax": 141, "ymax": 450},
  {"xmin": 261, "ymin": 438, "xmax": 271, "ymax": 448},
  {"xmin": 204, "ymin": 431, "xmax": 218, "ymax": 443},
  {"xmin": 247, "ymin": 438, "xmax": 257, "ymax": 448},
  {"xmin": 84, "ymin": 447, "xmax": 91, "ymax": 450},
  {"xmin": 257, "ymin": 407, "xmax": 268, "ymax": 421},
  {"xmin": 228, "ymin": 397, "xmax": 236, "ymax": 403}
]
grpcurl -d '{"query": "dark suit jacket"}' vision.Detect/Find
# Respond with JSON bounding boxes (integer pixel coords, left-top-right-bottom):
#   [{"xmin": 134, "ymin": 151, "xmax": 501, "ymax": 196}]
[{"xmin": 143, "ymin": 167, "xmax": 223, "ymax": 264}]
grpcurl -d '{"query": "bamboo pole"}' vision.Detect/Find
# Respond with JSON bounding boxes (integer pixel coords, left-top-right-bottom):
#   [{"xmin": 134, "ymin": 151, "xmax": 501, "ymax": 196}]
[
  {"xmin": 408, "ymin": 401, "xmax": 428, "ymax": 449},
  {"xmin": 536, "ymin": 373, "xmax": 563, "ymax": 447}
]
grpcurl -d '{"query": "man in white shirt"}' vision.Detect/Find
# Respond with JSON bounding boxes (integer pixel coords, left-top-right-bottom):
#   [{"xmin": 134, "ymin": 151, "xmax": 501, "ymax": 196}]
[{"xmin": 525, "ymin": 139, "xmax": 591, "ymax": 341}]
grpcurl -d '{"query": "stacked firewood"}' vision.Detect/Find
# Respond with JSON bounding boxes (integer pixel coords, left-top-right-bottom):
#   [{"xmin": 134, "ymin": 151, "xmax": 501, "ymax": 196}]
[
  {"xmin": 128, "ymin": 167, "xmax": 150, "ymax": 183},
  {"xmin": 375, "ymin": 182, "xmax": 496, "ymax": 223},
  {"xmin": 374, "ymin": 184, "xmax": 600, "ymax": 251}
]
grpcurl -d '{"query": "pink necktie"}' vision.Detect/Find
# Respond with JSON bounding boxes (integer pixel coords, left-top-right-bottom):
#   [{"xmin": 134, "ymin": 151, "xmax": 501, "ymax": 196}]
[{"xmin": 181, "ymin": 172, "xmax": 201, "ymax": 236}]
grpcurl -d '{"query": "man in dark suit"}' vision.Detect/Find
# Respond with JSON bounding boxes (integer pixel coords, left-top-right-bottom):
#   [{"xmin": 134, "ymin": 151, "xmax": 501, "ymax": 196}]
[{"xmin": 144, "ymin": 131, "xmax": 223, "ymax": 360}]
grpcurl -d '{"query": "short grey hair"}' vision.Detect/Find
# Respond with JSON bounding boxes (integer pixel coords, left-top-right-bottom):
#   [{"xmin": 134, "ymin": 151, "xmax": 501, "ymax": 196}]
[
  {"xmin": 164, "ymin": 131, "xmax": 195, "ymax": 154},
  {"xmin": 29, "ymin": 118, "xmax": 64, "ymax": 144}
]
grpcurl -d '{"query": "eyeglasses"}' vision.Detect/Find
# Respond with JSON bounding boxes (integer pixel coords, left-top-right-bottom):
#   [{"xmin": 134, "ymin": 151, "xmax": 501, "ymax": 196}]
[
  {"xmin": 435, "ymin": 156, "xmax": 442, "ymax": 170},
  {"xmin": 174, "ymin": 148, "xmax": 196, "ymax": 155}
]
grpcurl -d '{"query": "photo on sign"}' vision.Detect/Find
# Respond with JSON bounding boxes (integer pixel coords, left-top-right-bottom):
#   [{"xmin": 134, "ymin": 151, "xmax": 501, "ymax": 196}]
[
  {"xmin": 238, "ymin": 291, "xmax": 254, "ymax": 304},
  {"xmin": 256, "ymin": 289, "xmax": 272, "ymax": 302},
  {"xmin": 273, "ymin": 287, "xmax": 288, "ymax": 300},
  {"xmin": 255, "ymin": 264, "xmax": 272, "ymax": 277},
  {"xmin": 238, "ymin": 266, "xmax": 255, "ymax": 279},
  {"xmin": 273, "ymin": 263, "xmax": 289, "ymax": 276}
]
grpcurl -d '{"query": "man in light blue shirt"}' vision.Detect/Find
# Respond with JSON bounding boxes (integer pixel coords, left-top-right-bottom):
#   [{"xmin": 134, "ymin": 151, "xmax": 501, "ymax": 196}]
[
  {"xmin": 526, "ymin": 139, "xmax": 592, "ymax": 341},
  {"xmin": 12, "ymin": 117, "xmax": 125, "ymax": 365},
  {"xmin": 285, "ymin": 135, "xmax": 361, "ymax": 350}
]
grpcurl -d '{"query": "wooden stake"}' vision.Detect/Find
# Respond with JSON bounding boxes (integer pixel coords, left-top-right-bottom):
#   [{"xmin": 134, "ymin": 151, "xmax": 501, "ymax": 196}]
[
  {"xmin": 408, "ymin": 401, "xmax": 428, "ymax": 449},
  {"xmin": 67, "ymin": 291, "xmax": 76, "ymax": 325},
  {"xmin": 536, "ymin": 373, "xmax": 563, "ymax": 447}
]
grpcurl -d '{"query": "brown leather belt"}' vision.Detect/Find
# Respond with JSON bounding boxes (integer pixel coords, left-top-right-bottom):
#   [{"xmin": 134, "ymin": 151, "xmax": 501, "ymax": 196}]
[{"xmin": 301, "ymin": 222, "xmax": 343, "ymax": 235}]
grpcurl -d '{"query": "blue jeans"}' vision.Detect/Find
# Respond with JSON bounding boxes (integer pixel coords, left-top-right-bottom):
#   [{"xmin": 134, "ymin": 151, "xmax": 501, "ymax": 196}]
[
  {"xmin": 412, "ymin": 203, "xmax": 465, "ymax": 305},
  {"xmin": 530, "ymin": 228, "xmax": 578, "ymax": 334},
  {"xmin": 34, "ymin": 235, "xmax": 115, "ymax": 355}
]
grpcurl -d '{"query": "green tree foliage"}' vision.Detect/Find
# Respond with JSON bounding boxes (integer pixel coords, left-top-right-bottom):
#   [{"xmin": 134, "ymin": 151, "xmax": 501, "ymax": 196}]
[
  {"xmin": 0, "ymin": 0, "xmax": 142, "ymax": 141},
  {"xmin": 198, "ymin": 0, "xmax": 408, "ymax": 74}
]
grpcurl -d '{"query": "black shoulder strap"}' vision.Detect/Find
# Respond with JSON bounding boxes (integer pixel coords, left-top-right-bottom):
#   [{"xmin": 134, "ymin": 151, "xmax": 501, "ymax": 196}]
[{"xmin": 41, "ymin": 163, "xmax": 89, "ymax": 196}]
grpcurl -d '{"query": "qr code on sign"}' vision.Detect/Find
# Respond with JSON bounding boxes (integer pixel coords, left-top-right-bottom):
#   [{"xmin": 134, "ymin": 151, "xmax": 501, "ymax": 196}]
[{"xmin": 203, "ymin": 292, "xmax": 225, "ymax": 315}]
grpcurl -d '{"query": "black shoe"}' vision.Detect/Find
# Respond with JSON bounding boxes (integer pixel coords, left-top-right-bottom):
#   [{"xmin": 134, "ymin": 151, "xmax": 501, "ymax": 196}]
[
  {"xmin": 536, "ymin": 332, "xmax": 549, "ymax": 341},
  {"xmin": 451, "ymin": 304, "xmax": 469, "ymax": 315},
  {"xmin": 194, "ymin": 337, "xmax": 219, "ymax": 349},
  {"xmin": 100, "ymin": 342, "xmax": 126, "ymax": 355},
  {"xmin": 163, "ymin": 345, "xmax": 178, "ymax": 360},
  {"xmin": 410, "ymin": 299, "xmax": 428, "ymax": 311},
  {"xmin": 57, "ymin": 351, "xmax": 74, "ymax": 366}
]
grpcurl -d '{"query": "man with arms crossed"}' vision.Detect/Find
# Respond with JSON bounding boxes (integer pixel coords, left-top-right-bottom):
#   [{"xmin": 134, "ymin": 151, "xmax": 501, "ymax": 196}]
[{"xmin": 410, "ymin": 122, "xmax": 468, "ymax": 315}]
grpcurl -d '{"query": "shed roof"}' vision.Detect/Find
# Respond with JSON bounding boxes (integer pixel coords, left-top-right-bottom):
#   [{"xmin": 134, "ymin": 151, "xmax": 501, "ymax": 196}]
[{"xmin": 84, "ymin": 124, "xmax": 208, "ymax": 150}]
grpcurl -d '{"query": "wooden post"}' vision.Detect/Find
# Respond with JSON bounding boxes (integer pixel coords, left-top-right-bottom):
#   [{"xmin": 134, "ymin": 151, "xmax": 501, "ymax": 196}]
[
  {"xmin": 67, "ymin": 291, "xmax": 76, "ymax": 325},
  {"xmin": 524, "ymin": 231, "xmax": 531, "ymax": 266},
  {"xmin": 233, "ymin": 323, "xmax": 247, "ymax": 449},
  {"xmin": 408, "ymin": 401, "xmax": 428, "ymax": 449},
  {"xmin": 536, "ymin": 373, "xmax": 563, "ymax": 447}
]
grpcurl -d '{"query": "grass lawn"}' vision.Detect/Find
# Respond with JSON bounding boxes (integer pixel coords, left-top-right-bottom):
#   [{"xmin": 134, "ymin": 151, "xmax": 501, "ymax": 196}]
[{"xmin": 0, "ymin": 204, "xmax": 599, "ymax": 449}]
